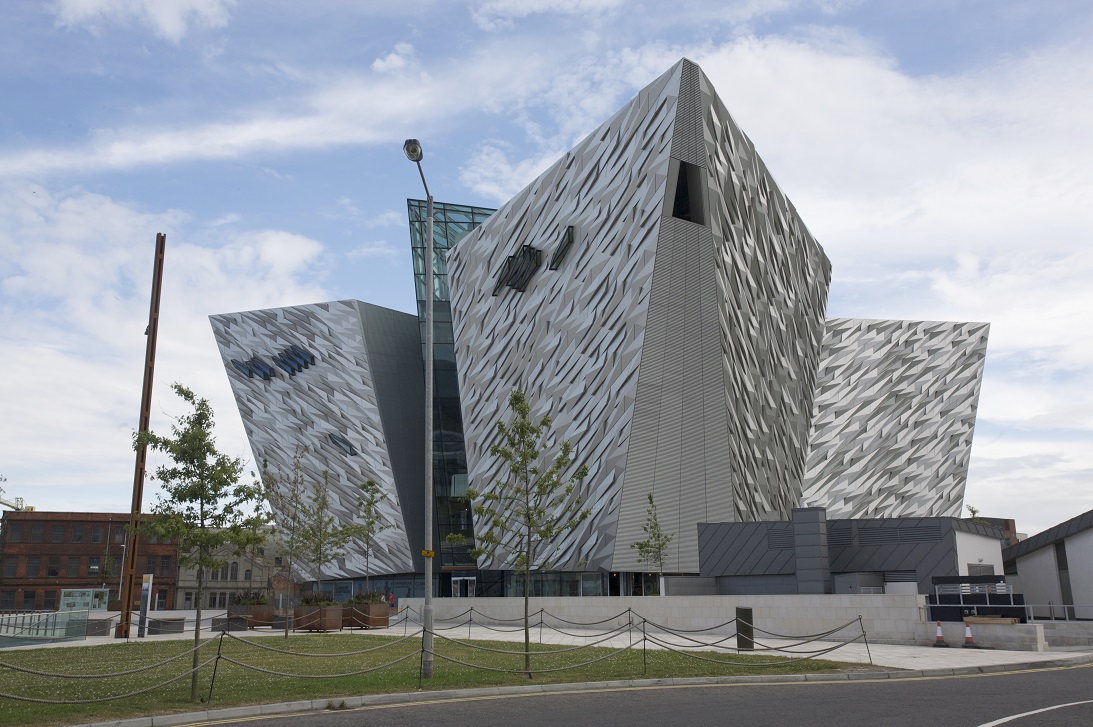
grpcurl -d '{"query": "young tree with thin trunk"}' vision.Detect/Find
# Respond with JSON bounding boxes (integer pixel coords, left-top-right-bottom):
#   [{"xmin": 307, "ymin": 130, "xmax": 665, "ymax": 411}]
[
  {"xmin": 458, "ymin": 388, "xmax": 590, "ymax": 676},
  {"xmin": 263, "ymin": 449, "xmax": 383, "ymax": 604},
  {"xmin": 137, "ymin": 384, "xmax": 268, "ymax": 703},
  {"xmin": 630, "ymin": 492, "xmax": 674, "ymax": 593}
]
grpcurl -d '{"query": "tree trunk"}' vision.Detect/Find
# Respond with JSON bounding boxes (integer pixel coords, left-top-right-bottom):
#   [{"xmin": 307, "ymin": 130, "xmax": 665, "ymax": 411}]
[
  {"xmin": 523, "ymin": 562, "xmax": 531, "ymax": 677},
  {"xmin": 191, "ymin": 563, "xmax": 203, "ymax": 702}
]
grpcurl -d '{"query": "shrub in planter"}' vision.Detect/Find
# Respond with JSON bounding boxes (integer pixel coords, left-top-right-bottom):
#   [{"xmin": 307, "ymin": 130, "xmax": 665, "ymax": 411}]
[
  {"xmin": 294, "ymin": 593, "xmax": 342, "ymax": 631},
  {"xmin": 344, "ymin": 591, "xmax": 389, "ymax": 629},
  {"xmin": 229, "ymin": 590, "xmax": 273, "ymax": 627}
]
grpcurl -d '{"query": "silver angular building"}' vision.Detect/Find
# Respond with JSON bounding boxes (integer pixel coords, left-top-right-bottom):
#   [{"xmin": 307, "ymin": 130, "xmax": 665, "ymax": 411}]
[
  {"xmin": 211, "ymin": 58, "xmax": 990, "ymax": 592},
  {"xmin": 210, "ymin": 301, "xmax": 425, "ymax": 582},
  {"xmin": 448, "ymin": 59, "xmax": 832, "ymax": 574}
]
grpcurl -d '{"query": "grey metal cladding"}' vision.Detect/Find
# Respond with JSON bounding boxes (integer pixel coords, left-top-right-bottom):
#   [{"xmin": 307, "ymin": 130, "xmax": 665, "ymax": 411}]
[
  {"xmin": 704, "ymin": 76, "xmax": 832, "ymax": 523},
  {"xmin": 448, "ymin": 62, "xmax": 681, "ymax": 572},
  {"xmin": 614, "ymin": 216, "xmax": 735, "ymax": 574},
  {"xmin": 209, "ymin": 300, "xmax": 417, "ymax": 578},
  {"xmin": 801, "ymin": 318, "xmax": 990, "ymax": 519},
  {"xmin": 449, "ymin": 58, "xmax": 831, "ymax": 574}
]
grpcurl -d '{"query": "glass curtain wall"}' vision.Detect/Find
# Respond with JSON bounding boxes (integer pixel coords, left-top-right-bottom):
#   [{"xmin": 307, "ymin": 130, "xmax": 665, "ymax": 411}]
[{"xmin": 407, "ymin": 199, "xmax": 495, "ymax": 571}]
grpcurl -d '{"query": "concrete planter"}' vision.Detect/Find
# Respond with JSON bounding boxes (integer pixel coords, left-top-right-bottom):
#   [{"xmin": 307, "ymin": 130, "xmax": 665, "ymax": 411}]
[
  {"xmin": 343, "ymin": 604, "xmax": 389, "ymax": 629},
  {"xmin": 293, "ymin": 605, "xmax": 342, "ymax": 632}
]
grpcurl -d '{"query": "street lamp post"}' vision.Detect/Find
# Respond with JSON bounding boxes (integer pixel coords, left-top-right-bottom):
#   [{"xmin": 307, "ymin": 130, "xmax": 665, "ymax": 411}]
[{"xmin": 404, "ymin": 138, "xmax": 435, "ymax": 678}]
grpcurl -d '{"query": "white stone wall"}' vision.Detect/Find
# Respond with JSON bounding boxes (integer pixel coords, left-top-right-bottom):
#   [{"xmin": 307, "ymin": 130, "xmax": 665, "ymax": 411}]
[
  {"xmin": 1010, "ymin": 546, "xmax": 1064, "ymax": 619},
  {"xmin": 404, "ymin": 594, "xmax": 925, "ymax": 642},
  {"xmin": 1063, "ymin": 529, "xmax": 1093, "ymax": 619},
  {"xmin": 954, "ymin": 530, "xmax": 1004, "ymax": 576}
]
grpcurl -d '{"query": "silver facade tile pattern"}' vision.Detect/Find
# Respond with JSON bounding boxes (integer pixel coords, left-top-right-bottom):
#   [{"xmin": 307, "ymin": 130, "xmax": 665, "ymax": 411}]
[
  {"xmin": 449, "ymin": 59, "xmax": 832, "ymax": 573},
  {"xmin": 800, "ymin": 318, "xmax": 990, "ymax": 519},
  {"xmin": 209, "ymin": 300, "xmax": 420, "ymax": 579}
]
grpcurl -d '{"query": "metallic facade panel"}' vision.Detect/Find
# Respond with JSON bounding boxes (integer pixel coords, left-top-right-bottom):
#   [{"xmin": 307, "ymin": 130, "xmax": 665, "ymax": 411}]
[
  {"xmin": 449, "ymin": 58, "xmax": 831, "ymax": 573},
  {"xmin": 209, "ymin": 300, "xmax": 419, "ymax": 578},
  {"xmin": 801, "ymin": 318, "xmax": 990, "ymax": 519}
]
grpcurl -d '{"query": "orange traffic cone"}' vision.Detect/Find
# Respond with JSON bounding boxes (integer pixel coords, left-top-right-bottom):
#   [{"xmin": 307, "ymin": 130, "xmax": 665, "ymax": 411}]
[
  {"xmin": 962, "ymin": 622, "xmax": 978, "ymax": 649},
  {"xmin": 933, "ymin": 620, "xmax": 948, "ymax": 648}
]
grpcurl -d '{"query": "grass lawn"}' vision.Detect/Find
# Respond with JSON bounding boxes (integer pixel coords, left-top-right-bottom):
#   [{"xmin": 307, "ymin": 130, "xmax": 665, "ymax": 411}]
[{"xmin": 0, "ymin": 631, "xmax": 864, "ymax": 727}]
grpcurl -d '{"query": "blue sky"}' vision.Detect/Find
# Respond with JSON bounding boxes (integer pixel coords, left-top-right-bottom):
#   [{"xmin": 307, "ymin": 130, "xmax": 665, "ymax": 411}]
[{"xmin": 2, "ymin": 0, "xmax": 1091, "ymax": 537}]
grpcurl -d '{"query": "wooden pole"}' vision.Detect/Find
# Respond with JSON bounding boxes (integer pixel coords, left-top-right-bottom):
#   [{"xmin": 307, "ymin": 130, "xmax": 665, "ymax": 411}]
[{"xmin": 116, "ymin": 233, "xmax": 166, "ymax": 638}]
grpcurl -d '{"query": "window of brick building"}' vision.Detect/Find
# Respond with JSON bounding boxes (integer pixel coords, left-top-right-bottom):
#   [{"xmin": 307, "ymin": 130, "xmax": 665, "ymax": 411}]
[
  {"xmin": 6, "ymin": 523, "xmax": 21, "ymax": 543},
  {"xmin": 47, "ymin": 556, "xmax": 61, "ymax": 578},
  {"xmin": 67, "ymin": 557, "xmax": 80, "ymax": 578},
  {"xmin": 3, "ymin": 557, "xmax": 17, "ymax": 578},
  {"xmin": 0, "ymin": 591, "xmax": 14, "ymax": 609},
  {"xmin": 50, "ymin": 525, "xmax": 64, "ymax": 543},
  {"xmin": 90, "ymin": 526, "xmax": 103, "ymax": 544},
  {"xmin": 22, "ymin": 591, "xmax": 36, "ymax": 609},
  {"xmin": 30, "ymin": 525, "xmax": 44, "ymax": 543},
  {"xmin": 145, "ymin": 556, "xmax": 156, "ymax": 574},
  {"xmin": 43, "ymin": 590, "xmax": 57, "ymax": 610},
  {"xmin": 114, "ymin": 528, "xmax": 126, "ymax": 544},
  {"xmin": 160, "ymin": 556, "xmax": 171, "ymax": 577},
  {"xmin": 25, "ymin": 556, "xmax": 40, "ymax": 577},
  {"xmin": 88, "ymin": 556, "xmax": 100, "ymax": 575},
  {"xmin": 71, "ymin": 525, "xmax": 84, "ymax": 543}
]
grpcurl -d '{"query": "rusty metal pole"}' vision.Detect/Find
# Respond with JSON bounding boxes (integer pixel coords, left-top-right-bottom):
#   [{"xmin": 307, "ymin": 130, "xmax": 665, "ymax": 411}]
[{"xmin": 116, "ymin": 233, "xmax": 166, "ymax": 638}]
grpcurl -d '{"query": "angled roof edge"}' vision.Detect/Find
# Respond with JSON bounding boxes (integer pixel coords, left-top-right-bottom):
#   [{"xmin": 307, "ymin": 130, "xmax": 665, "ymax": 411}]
[{"xmin": 1003, "ymin": 508, "xmax": 1093, "ymax": 561}]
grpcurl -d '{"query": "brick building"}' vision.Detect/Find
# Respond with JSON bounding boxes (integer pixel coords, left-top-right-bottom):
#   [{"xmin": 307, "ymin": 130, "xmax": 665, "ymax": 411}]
[{"xmin": 0, "ymin": 512, "xmax": 179, "ymax": 611}]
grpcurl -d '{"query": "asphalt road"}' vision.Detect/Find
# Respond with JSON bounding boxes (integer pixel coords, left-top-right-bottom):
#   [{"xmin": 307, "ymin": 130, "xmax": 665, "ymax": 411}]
[{"xmin": 184, "ymin": 664, "xmax": 1093, "ymax": 727}]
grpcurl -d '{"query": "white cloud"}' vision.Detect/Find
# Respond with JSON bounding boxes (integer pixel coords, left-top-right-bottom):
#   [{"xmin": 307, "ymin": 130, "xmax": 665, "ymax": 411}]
[
  {"xmin": 471, "ymin": 0, "xmax": 624, "ymax": 30},
  {"xmin": 459, "ymin": 142, "xmax": 567, "ymax": 204},
  {"xmin": 50, "ymin": 0, "xmax": 235, "ymax": 42},
  {"xmin": 0, "ymin": 46, "xmax": 553, "ymax": 178},
  {"xmin": 0, "ymin": 182, "xmax": 326, "ymax": 511},
  {"xmin": 372, "ymin": 43, "xmax": 417, "ymax": 73},
  {"xmin": 348, "ymin": 241, "xmax": 398, "ymax": 259}
]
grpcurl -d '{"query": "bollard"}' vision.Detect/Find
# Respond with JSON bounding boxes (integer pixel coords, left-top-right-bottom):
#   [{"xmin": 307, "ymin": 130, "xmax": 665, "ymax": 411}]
[
  {"xmin": 962, "ymin": 622, "xmax": 978, "ymax": 649},
  {"xmin": 736, "ymin": 607, "xmax": 754, "ymax": 651},
  {"xmin": 933, "ymin": 620, "xmax": 949, "ymax": 648}
]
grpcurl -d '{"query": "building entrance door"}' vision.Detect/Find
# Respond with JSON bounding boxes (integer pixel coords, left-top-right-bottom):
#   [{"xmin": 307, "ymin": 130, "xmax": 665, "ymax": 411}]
[{"xmin": 452, "ymin": 577, "xmax": 476, "ymax": 597}]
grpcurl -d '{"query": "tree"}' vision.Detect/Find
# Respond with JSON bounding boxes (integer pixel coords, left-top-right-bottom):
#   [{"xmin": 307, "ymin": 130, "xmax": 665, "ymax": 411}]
[
  {"xmin": 630, "ymin": 492, "xmax": 674, "ymax": 591},
  {"xmin": 356, "ymin": 478, "xmax": 390, "ymax": 593},
  {"xmin": 263, "ymin": 448, "xmax": 384, "ymax": 600},
  {"xmin": 458, "ymin": 388, "xmax": 590, "ymax": 676},
  {"xmin": 137, "ymin": 384, "xmax": 268, "ymax": 702}
]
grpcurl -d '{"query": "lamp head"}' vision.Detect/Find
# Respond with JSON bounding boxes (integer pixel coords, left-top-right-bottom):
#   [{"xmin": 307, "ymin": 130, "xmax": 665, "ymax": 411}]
[{"xmin": 403, "ymin": 138, "xmax": 424, "ymax": 162}]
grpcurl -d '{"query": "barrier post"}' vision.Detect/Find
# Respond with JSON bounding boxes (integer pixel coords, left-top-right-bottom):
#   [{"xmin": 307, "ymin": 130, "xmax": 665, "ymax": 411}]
[
  {"xmin": 736, "ymin": 607, "xmax": 754, "ymax": 651},
  {"xmin": 642, "ymin": 619, "xmax": 647, "ymax": 674},
  {"xmin": 206, "ymin": 632, "xmax": 225, "ymax": 704},
  {"xmin": 859, "ymin": 615, "xmax": 873, "ymax": 665}
]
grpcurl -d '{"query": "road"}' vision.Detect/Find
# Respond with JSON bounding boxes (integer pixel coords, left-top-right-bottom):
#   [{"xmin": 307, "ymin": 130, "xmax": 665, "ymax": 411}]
[{"xmin": 183, "ymin": 664, "xmax": 1093, "ymax": 727}]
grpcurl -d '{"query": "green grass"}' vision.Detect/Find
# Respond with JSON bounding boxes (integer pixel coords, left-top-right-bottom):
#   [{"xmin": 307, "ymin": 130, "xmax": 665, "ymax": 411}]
[{"xmin": 0, "ymin": 631, "xmax": 861, "ymax": 727}]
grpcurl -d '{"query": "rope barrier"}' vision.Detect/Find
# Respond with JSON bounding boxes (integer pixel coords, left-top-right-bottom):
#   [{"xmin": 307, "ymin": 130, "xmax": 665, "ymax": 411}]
[
  {"xmin": 216, "ymin": 650, "xmax": 420, "ymax": 679},
  {"xmin": 0, "ymin": 655, "xmax": 219, "ymax": 704},
  {"xmin": 431, "ymin": 622, "xmax": 633, "ymax": 656},
  {"xmin": 223, "ymin": 630, "xmax": 422, "ymax": 656},
  {"xmin": 0, "ymin": 637, "xmax": 218, "ymax": 679},
  {"xmin": 644, "ymin": 632, "xmax": 864, "ymax": 666}
]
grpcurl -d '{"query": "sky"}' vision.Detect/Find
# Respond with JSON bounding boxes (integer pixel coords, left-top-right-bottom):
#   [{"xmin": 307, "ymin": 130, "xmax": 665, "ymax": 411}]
[{"xmin": 1, "ymin": 0, "xmax": 1091, "ymax": 538}]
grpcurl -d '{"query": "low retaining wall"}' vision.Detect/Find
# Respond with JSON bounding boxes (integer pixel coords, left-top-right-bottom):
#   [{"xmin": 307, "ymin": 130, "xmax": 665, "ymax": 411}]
[
  {"xmin": 915, "ymin": 621, "xmax": 1046, "ymax": 651},
  {"xmin": 402, "ymin": 595, "xmax": 926, "ymax": 643}
]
